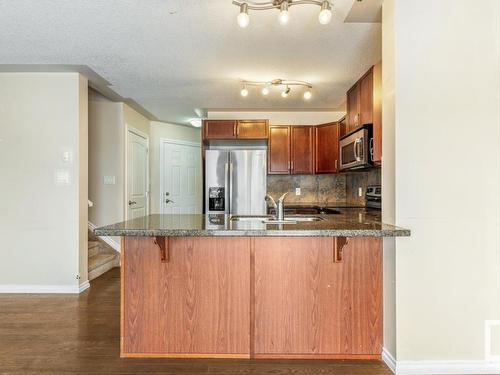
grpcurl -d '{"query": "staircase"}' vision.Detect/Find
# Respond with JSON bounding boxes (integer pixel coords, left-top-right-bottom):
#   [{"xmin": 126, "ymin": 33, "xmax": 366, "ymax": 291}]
[{"xmin": 88, "ymin": 231, "xmax": 120, "ymax": 281}]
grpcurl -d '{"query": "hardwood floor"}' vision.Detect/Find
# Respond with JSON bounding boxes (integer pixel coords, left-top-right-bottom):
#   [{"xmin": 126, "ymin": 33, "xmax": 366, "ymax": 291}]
[{"xmin": 0, "ymin": 269, "xmax": 392, "ymax": 374}]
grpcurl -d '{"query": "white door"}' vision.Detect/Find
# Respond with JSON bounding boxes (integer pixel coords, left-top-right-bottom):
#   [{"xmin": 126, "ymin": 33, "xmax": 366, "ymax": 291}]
[
  {"xmin": 160, "ymin": 140, "xmax": 202, "ymax": 214},
  {"xmin": 127, "ymin": 129, "xmax": 149, "ymax": 219}
]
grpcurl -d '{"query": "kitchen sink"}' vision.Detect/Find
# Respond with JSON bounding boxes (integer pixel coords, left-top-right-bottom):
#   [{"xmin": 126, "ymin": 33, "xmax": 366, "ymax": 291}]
[{"xmin": 230, "ymin": 215, "xmax": 325, "ymax": 223}]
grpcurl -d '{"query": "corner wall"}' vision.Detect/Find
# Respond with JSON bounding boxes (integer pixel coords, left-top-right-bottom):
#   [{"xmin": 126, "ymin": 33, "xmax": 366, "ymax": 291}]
[
  {"xmin": 385, "ymin": 0, "xmax": 500, "ymax": 371},
  {"xmin": 0, "ymin": 73, "xmax": 88, "ymax": 292}
]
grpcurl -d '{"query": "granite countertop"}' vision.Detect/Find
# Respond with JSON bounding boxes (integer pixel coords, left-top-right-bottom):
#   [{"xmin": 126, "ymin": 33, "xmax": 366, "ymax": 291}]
[{"xmin": 94, "ymin": 210, "xmax": 410, "ymax": 238}]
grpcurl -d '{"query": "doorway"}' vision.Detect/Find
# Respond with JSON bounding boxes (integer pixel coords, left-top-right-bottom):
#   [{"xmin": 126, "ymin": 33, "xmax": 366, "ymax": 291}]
[
  {"xmin": 126, "ymin": 127, "xmax": 149, "ymax": 220},
  {"xmin": 160, "ymin": 139, "xmax": 202, "ymax": 214}
]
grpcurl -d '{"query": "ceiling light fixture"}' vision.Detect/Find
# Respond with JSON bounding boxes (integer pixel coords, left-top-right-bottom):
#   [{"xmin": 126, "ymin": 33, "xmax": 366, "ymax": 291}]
[
  {"xmin": 240, "ymin": 84, "xmax": 249, "ymax": 97},
  {"xmin": 190, "ymin": 119, "xmax": 202, "ymax": 127},
  {"xmin": 281, "ymin": 86, "xmax": 290, "ymax": 98},
  {"xmin": 237, "ymin": 3, "xmax": 250, "ymax": 28},
  {"xmin": 278, "ymin": 2, "xmax": 289, "ymax": 25},
  {"xmin": 234, "ymin": 0, "xmax": 333, "ymax": 27},
  {"xmin": 240, "ymin": 78, "xmax": 312, "ymax": 100},
  {"xmin": 318, "ymin": 1, "xmax": 332, "ymax": 25}
]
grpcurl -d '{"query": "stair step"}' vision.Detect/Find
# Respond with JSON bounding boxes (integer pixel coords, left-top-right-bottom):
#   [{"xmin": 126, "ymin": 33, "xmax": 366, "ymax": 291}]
[
  {"xmin": 88, "ymin": 241, "xmax": 101, "ymax": 257},
  {"xmin": 89, "ymin": 252, "xmax": 117, "ymax": 272}
]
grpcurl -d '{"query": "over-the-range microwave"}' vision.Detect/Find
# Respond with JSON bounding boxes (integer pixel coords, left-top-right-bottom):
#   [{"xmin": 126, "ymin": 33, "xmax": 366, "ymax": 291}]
[{"xmin": 339, "ymin": 126, "xmax": 373, "ymax": 171}]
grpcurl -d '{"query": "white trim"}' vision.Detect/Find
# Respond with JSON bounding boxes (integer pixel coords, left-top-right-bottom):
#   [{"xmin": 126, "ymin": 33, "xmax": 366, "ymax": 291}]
[
  {"xmin": 0, "ymin": 284, "xmax": 81, "ymax": 294},
  {"xmin": 125, "ymin": 124, "xmax": 150, "ymax": 221},
  {"xmin": 159, "ymin": 137, "xmax": 201, "ymax": 147},
  {"xmin": 382, "ymin": 347, "xmax": 397, "ymax": 373},
  {"xmin": 382, "ymin": 348, "xmax": 500, "ymax": 375},
  {"xmin": 79, "ymin": 281, "xmax": 90, "ymax": 293},
  {"xmin": 88, "ymin": 222, "xmax": 120, "ymax": 252},
  {"xmin": 396, "ymin": 360, "xmax": 500, "ymax": 375},
  {"xmin": 159, "ymin": 138, "xmax": 202, "ymax": 215},
  {"xmin": 485, "ymin": 320, "xmax": 500, "ymax": 361}
]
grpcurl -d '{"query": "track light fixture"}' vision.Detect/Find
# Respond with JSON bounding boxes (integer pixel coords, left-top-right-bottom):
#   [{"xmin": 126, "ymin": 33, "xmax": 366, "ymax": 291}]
[
  {"xmin": 240, "ymin": 79, "xmax": 313, "ymax": 100},
  {"xmin": 234, "ymin": 0, "xmax": 333, "ymax": 27}
]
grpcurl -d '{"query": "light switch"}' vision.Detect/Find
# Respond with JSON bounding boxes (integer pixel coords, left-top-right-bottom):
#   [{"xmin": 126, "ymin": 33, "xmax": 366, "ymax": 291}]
[
  {"xmin": 62, "ymin": 150, "xmax": 72, "ymax": 163},
  {"xmin": 55, "ymin": 169, "xmax": 70, "ymax": 186},
  {"xmin": 358, "ymin": 187, "xmax": 363, "ymax": 197},
  {"xmin": 103, "ymin": 176, "xmax": 116, "ymax": 185},
  {"xmin": 295, "ymin": 188, "xmax": 301, "ymax": 196}
]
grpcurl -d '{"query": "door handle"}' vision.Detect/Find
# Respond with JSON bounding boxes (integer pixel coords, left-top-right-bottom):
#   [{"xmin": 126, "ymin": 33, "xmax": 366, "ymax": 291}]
[
  {"xmin": 354, "ymin": 138, "xmax": 362, "ymax": 161},
  {"xmin": 165, "ymin": 199, "xmax": 175, "ymax": 204},
  {"xmin": 128, "ymin": 200, "xmax": 137, "ymax": 206}
]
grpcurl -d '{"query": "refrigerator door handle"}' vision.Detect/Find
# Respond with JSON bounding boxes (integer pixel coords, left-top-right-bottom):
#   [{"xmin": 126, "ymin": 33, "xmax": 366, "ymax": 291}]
[{"xmin": 228, "ymin": 162, "xmax": 233, "ymax": 214}]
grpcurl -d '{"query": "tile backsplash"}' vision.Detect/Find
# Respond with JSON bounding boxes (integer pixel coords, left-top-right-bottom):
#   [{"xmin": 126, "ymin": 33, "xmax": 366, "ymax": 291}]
[
  {"xmin": 267, "ymin": 174, "xmax": 346, "ymax": 204},
  {"xmin": 266, "ymin": 168, "xmax": 381, "ymax": 206}
]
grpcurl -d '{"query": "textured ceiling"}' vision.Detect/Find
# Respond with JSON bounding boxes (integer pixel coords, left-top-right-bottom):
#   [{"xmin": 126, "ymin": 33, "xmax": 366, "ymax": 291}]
[{"xmin": 0, "ymin": 0, "xmax": 381, "ymax": 125}]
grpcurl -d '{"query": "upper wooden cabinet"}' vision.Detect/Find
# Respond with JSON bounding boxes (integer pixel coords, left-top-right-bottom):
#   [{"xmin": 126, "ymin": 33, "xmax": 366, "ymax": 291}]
[
  {"xmin": 314, "ymin": 122, "xmax": 339, "ymax": 174},
  {"xmin": 268, "ymin": 125, "xmax": 314, "ymax": 175},
  {"xmin": 268, "ymin": 126, "xmax": 291, "ymax": 174},
  {"xmin": 345, "ymin": 62, "xmax": 382, "ymax": 164},
  {"xmin": 237, "ymin": 120, "xmax": 269, "ymax": 139},
  {"xmin": 203, "ymin": 119, "xmax": 269, "ymax": 140},
  {"xmin": 290, "ymin": 126, "xmax": 314, "ymax": 174},
  {"xmin": 203, "ymin": 120, "xmax": 237, "ymax": 139},
  {"xmin": 346, "ymin": 83, "xmax": 360, "ymax": 132}
]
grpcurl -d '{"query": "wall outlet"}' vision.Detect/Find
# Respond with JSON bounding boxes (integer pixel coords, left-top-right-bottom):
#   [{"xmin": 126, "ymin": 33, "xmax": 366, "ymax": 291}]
[
  {"xmin": 295, "ymin": 187, "xmax": 301, "ymax": 196},
  {"xmin": 358, "ymin": 187, "xmax": 363, "ymax": 197}
]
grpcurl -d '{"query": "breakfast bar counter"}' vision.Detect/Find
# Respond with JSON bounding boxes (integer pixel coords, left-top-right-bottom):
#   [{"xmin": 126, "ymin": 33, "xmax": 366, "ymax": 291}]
[{"xmin": 95, "ymin": 212, "xmax": 409, "ymax": 360}]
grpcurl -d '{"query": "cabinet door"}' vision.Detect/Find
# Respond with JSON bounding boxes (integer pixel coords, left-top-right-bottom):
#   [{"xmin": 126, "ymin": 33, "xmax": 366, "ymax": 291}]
[
  {"xmin": 122, "ymin": 237, "xmax": 251, "ymax": 356},
  {"xmin": 268, "ymin": 126, "xmax": 290, "ymax": 175},
  {"xmin": 346, "ymin": 84, "xmax": 360, "ymax": 132},
  {"xmin": 359, "ymin": 68, "xmax": 374, "ymax": 126},
  {"xmin": 290, "ymin": 126, "xmax": 314, "ymax": 174},
  {"xmin": 237, "ymin": 120, "xmax": 269, "ymax": 139},
  {"xmin": 204, "ymin": 120, "xmax": 237, "ymax": 139},
  {"xmin": 314, "ymin": 122, "xmax": 339, "ymax": 174},
  {"xmin": 338, "ymin": 116, "xmax": 347, "ymax": 138},
  {"xmin": 253, "ymin": 237, "xmax": 382, "ymax": 358}
]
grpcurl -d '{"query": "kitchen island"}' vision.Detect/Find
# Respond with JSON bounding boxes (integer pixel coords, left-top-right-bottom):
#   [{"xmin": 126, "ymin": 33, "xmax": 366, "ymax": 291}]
[{"xmin": 95, "ymin": 211, "xmax": 409, "ymax": 359}]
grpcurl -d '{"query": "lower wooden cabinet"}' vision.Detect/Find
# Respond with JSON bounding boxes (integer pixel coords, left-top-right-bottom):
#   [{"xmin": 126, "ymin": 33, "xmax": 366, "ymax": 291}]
[{"xmin": 122, "ymin": 236, "xmax": 382, "ymax": 359}]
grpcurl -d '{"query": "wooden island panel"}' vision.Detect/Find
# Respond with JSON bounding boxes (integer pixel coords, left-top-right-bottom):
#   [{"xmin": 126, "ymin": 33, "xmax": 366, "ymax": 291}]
[
  {"xmin": 253, "ymin": 237, "xmax": 382, "ymax": 359},
  {"xmin": 122, "ymin": 236, "xmax": 251, "ymax": 357},
  {"xmin": 121, "ymin": 236, "xmax": 382, "ymax": 359}
]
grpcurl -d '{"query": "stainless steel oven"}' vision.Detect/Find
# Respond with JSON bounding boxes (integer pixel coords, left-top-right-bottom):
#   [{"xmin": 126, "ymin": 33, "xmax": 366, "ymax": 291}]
[{"xmin": 339, "ymin": 127, "xmax": 372, "ymax": 171}]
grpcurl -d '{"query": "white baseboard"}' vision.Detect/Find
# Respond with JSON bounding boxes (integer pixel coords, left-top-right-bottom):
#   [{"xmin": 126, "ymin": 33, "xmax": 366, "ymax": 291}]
[
  {"xmin": 88, "ymin": 222, "xmax": 120, "ymax": 252},
  {"xmin": 79, "ymin": 280, "xmax": 90, "ymax": 293},
  {"xmin": 0, "ymin": 284, "xmax": 81, "ymax": 294},
  {"xmin": 382, "ymin": 347, "xmax": 397, "ymax": 373},
  {"xmin": 382, "ymin": 347, "xmax": 500, "ymax": 375}
]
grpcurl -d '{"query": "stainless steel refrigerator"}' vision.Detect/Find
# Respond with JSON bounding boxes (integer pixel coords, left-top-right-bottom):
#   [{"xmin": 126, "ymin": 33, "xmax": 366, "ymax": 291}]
[{"xmin": 205, "ymin": 150, "xmax": 267, "ymax": 215}]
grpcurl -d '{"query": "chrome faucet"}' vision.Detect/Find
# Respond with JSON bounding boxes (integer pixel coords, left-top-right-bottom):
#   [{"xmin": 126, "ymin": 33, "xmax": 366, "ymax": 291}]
[{"xmin": 265, "ymin": 192, "xmax": 289, "ymax": 221}]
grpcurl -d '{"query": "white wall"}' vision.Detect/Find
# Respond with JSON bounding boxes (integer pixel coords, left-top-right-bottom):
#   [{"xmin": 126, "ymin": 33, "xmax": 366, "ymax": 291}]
[
  {"xmin": 381, "ymin": 0, "xmax": 397, "ymax": 359},
  {"xmin": 88, "ymin": 90, "xmax": 124, "ymax": 244},
  {"xmin": 88, "ymin": 93, "xmax": 151, "ymax": 244},
  {"xmin": 387, "ymin": 0, "xmax": 500, "ymax": 369},
  {"xmin": 0, "ymin": 73, "xmax": 88, "ymax": 292},
  {"xmin": 150, "ymin": 121, "xmax": 201, "ymax": 213},
  {"xmin": 207, "ymin": 111, "xmax": 345, "ymax": 125}
]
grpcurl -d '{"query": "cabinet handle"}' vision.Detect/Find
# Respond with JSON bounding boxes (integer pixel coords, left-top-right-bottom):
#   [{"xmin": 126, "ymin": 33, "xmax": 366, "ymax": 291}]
[
  {"xmin": 369, "ymin": 138, "xmax": 374, "ymax": 161},
  {"xmin": 233, "ymin": 123, "xmax": 236, "ymax": 136},
  {"xmin": 291, "ymin": 161, "xmax": 294, "ymax": 171},
  {"xmin": 334, "ymin": 237, "xmax": 348, "ymax": 263},
  {"xmin": 335, "ymin": 159, "xmax": 338, "ymax": 170}
]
